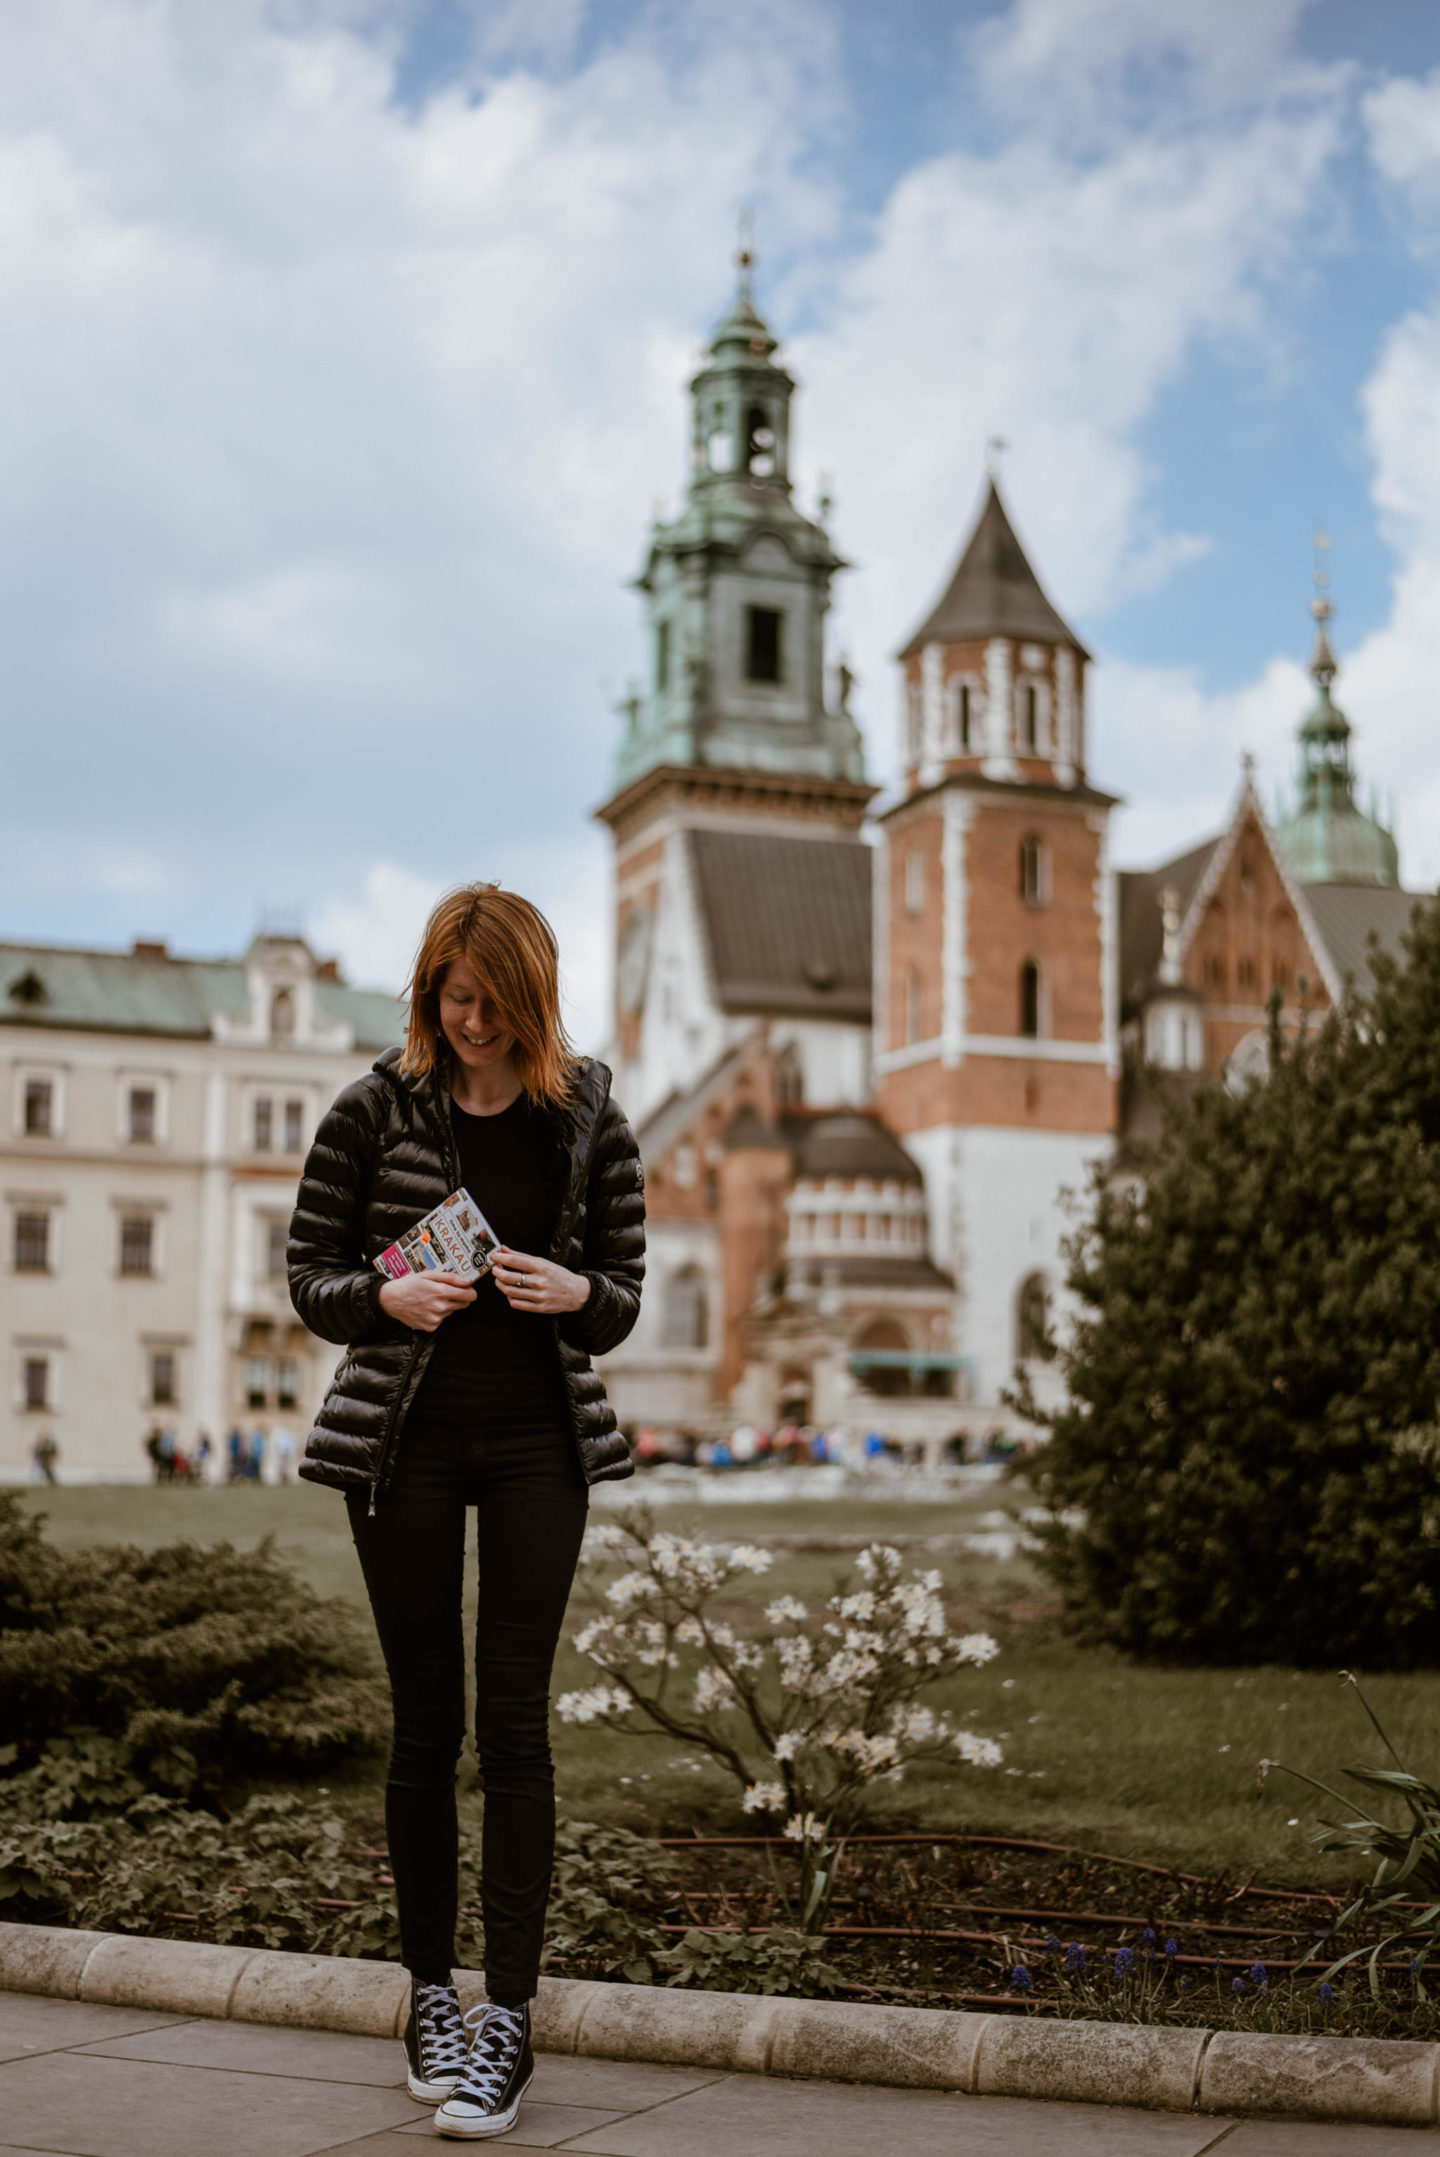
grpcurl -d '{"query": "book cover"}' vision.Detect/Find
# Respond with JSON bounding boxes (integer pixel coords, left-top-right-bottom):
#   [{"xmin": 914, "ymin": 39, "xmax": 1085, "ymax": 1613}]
[{"xmin": 373, "ymin": 1188, "xmax": 500, "ymax": 1284}]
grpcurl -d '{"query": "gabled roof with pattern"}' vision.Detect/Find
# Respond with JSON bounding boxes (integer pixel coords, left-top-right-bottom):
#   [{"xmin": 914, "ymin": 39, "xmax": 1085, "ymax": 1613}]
[{"xmin": 686, "ymin": 828, "xmax": 873, "ymax": 1022}]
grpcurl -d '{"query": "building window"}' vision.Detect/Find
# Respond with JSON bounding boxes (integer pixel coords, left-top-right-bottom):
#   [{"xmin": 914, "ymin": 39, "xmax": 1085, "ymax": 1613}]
[
  {"xmin": 283, "ymin": 1098, "xmax": 304, "ymax": 1153},
  {"xmin": 745, "ymin": 605, "xmax": 783, "ymax": 684},
  {"xmin": 1019, "ymin": 960, "xmax": 1042, "ymax": 1039},
  {"xmin": 128, "ymin": 1086, "xmax": 157, "ymax": 1143},
  {"xmin": 23, "ymin": 1355, "xmax": 50, "ymax": 1410},
  {"xmin": 662, "ymin": 1266, "xmax": 709, "ymax": 1350},
  {"xmin": 276, "ymin": 1357, "xmax": 301, "ymax": 1410},
  {"xmin": 1017, "ymin": 1273, "xmax": 1053, "ymax": 1362},
  {"xmin": 253, "ymin": 1096, "xmax": 273, "ymax": 1151},
  {"xmin": 958, "ymin": 681, "xmax": 972, "ymax": 750},
  {"xmin": 244, "ymin": 1356, "xmax": 270, "ymax": 1410},
  {"xmin": 656, "ymin": 618, "xmax": 671, "ymax": 692},
  {"xmin": 905, "ymin": 968, "xmax": 924, "ymax": 1046},
  {"xmin": 853, "ymin": 1317, "xmax": 912, "ymax": 1398},
  {"xmin": 1203, "ymin": 953, "xmax": 1226, "ymax": 991},
  {"xmin": 270, "ymin": 986, "xmax": 295, "ymax": 1040},
  {"xmin": 150, "ymin": 1350, "xmax": 177, "ymax": 1407},
  {"xmin": 775, "ymin": 1043, "xmax": 804, "ymax": 1108},
  {"xmin": 744, "ymin": 404, "xmax": 776, "ymax": 477},
  {"xmin": 265, "ymin": 1218, "xmax": 288, "ymax": 1282},
  {"xmin": 905, "ymin": 849, "xmax": 925, "ymax": 914},
  {"xmin": 23, "ymin": 1078, "xmax": 53, "ymax": 1136},
  {"xmin": 119, "ymin": 1214, "xmax": 154, "ymax": 1277},
  {"xmin": 1021, "ymin": 683, "xmax": 1039, "ymax": 753},
  {"xmin": 14, "ymin": 1212, "xmax": 49, "ymax": 1273},
  {"xmin": 1019, "ymin": 834, "xmax": 1046, "ymax": 906},
  {"xmin": 1237, "ymin": 956, "xmax": 1257, "ymax": 993}
]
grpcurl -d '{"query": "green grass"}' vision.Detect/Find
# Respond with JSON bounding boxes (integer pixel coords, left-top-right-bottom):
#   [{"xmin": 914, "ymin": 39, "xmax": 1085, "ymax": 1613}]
[{"xmin": 17, "ymin": 1479, "xmax": 1430, "ymax": 1887}]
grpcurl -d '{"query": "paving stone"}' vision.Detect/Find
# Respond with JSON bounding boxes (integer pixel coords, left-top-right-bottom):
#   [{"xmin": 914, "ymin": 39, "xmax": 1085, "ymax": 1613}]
[
  {"xmin": 389, "ymin": 2099, "xmax": 630, "ymax": 2143},
  {"xmin": 559, "ymin": 2073, "xmax": 1234, "ymax": 2156},
  {"xmin": 1220, "ymin": 2125, "xmax": 1440, "ymax": 2155},
  {"xmin": 527, "ymin": 2052, "xmax": 726, "ymax": 2109},
  {"xmin": 1200, "ymin": 2032, "xmax": 1440, "ymax": 2128},
  {"xmin": 0, "ymin": 2049, "xmax": 422, "ymax": 2157},
  {"xmin": 74, "ymin": 2017, "xmax": 407, "ymax": 2086},
  {"xmin": 0, "ymin": 1995, "xmax": 190, "ymax": 2064}
]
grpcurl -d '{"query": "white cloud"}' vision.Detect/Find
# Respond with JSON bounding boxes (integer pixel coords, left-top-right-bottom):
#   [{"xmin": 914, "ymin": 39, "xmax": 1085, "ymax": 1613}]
[{"xmin": 0, "ymin": 0, "xmax": 1378, "ymax": 1026}]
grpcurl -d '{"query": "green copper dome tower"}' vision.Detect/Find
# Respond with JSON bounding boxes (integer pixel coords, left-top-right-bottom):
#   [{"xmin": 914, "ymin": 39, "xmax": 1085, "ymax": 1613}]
[
  {"xmin": 1275, "ymin": 559, "xmax": 1398, "ymax": 889},
  {"xmin": 611, "ymin": 245, "xmax": 865, "ymax": 794}
]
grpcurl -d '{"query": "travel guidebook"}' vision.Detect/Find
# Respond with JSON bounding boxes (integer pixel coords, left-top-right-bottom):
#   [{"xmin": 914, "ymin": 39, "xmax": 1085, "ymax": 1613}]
[{"xmin": 373, "ymin": 1189, "xmax": 500, "ymax": 1283}]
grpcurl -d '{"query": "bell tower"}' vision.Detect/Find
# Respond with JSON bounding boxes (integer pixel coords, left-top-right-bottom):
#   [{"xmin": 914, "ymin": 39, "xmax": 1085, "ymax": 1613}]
[
  {"xmin": 874, "ymin": 474, "xmax": 1119, "ymax": 1404},
  {"xmin": 597, "ymin": 251, "xmax": 874, "ymax": 1126}
]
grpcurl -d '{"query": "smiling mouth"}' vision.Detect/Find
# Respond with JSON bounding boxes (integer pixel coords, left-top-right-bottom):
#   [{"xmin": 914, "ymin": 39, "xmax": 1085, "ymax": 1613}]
[{"xmin": 463, "ymin": 1031, "xmax": 502, "ymax": 1048}]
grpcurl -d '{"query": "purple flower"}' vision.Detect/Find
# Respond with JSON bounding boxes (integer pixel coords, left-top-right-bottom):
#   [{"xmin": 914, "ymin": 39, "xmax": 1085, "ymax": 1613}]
[
  {"xmin": 1064, "ymin": 1943, "xmax": 1086, "ymax": 1974},
  {"xmin": 1113, "ymin": 1946, "xmax": 1135, "ymax": 1976},
  {"xmin": 1045, "ymin": 1935, "xmax": 1061, "ymax": 1955},
  {"xmin": 1232, "ymin": 1977, "xmax": 1246, "ymax": 1995},
  {"xmin": 1320, "ymin": 1983, "xmax": 1335, "ymax": 2004},
  {"xmin": 1250, "ymin": 1962, "xmax": 1268, "ymax": 1988},
  {"xmin": 1164, "ymin": 1939, "xmax": 1179, "ymax": 1960},
  {"xmin": 1010, "ymin": 1967, "xmax": 1032, "ymax": 1993}
]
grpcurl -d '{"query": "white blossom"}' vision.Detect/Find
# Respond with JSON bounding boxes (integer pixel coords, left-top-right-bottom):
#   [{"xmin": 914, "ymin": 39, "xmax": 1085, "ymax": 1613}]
[
  {"xmin": 855, "ymin": 1545, "xmax": 901, "ymax": 1582},
  {"xmin": 580, "ymin": 1521, "xmax": 630, "ymax": 1557},
  {"xmin": 890, "ymin": 1704, "xmax": 939, "ymax": 1744},
  {"xmin": 765, "ymin": 1597, "xmax": 808, "ymax": 1626},
  {"xmin": 783, "ymin": 1812, "xmax": 826, "ymax": 1843},
  {"xmin": 741, "ymin": 1781, "xmax": 787, "ymax": 1814},
  {"xmin": 955, "ymin": 1632, "xmax": 1001, "ymax": 1666},
  {"xmin": 693, "ymin": 1666, "xmax": 735, "ymax": 1713},
  {"xmin": 954, "ymin": 1730, "xmax": 1004, "ymax": 1767},
  {"xmin": 674, "ymin": 1617, "xmax": 705, "ymax": 1646},
  {"xmin": 726, "ymin": 1544, "xmax": 774, "ymax": 1575},
  {"xmin": 606, "ymin": 1571, "xmax": 657, "ymax": 1610},
  {"xmin": 732, "ymin": 1639, "xmax": 764, "ymax": 1671},
  {"xmin": 826, "ymin": 1729, "xmax": 901, "ymax": 1773},
  {"xmin": 772, "ymin": 1731, "xmax": 802, "ymax": 1762},
  {"xmin": 555, "ymin": 1685, "xmax": 631, "ymax": 1725},
  {"xmin": 832, "ymin": 1591, "xmax": 876, "ymax": 1621},
  {"xmin": 775, "ymin": 1635, "xmax": 814, "ymax": 1686}
]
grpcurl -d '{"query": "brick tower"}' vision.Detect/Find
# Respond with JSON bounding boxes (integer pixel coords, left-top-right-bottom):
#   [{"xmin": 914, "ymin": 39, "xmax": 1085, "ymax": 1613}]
[{"xmin": 873, "ymin": 477, "xmax": 1119, "ymax": 1402}]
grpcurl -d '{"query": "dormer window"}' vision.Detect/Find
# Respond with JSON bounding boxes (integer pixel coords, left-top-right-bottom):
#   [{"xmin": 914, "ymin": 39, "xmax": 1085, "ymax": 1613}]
[
  {"xmin": 656, "ymin": 618, "xmax": 671, "ymax": 692},
  {"xmin": 745, "ymin": 606, "xmax": 783, "ymax": 684},
  {"xmin": 8, "ymin": 968, "xmax": 45, "ymax": 1007},
  {"xmin": 270, "ymin": 986, "xmax": 295, "ymax": 1040},
  {"xmin": 23, "ymin": 1078, "xmax": 52, "ymax": 1137}
]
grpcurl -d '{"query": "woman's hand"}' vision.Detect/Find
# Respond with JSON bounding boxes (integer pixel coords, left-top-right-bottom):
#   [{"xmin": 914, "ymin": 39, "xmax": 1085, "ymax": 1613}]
[
  {"xmin": 491, "ymin": 1247, "xmax": 593, "ymax": 1314},
  {"xmin": 378, "ymin": 1269, "xmax": 476, "ymax": 1332}
]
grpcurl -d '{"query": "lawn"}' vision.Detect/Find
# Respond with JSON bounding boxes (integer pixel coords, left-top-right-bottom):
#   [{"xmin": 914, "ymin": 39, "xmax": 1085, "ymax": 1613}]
[{"xmin": 16, "ymin": 1477, "xmax": 1430, "ymax": 1889}]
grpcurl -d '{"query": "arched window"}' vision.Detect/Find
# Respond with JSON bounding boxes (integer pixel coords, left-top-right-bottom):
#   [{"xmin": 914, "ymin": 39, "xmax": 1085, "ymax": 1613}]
[
  {"xmin": 1022, "ymin": 683, "xmax": 1039, "ymax": 752},
  {"xmin": 1019, "ymin": 961, "xmax": 1041, "ymax": 1039},
  {"xmin": 662, "ymin": 1265, "xmax": 709, "ymax": 1350},
  {"xmin": 852, "ymin": 1317, "xmax": 912, "ymax": 1398},
  {"xmin": 905, "ymin": 967, "xmax": 924, "ymax": 1046},
  {"xmin": 270, "ymin": 986, "xmax": 295, "ymax": 1040},
  {"xmin": 1019, "ymin": 834, "xmax": 1046, "ymax": 906},
  {"xmin": 1016, "ymin": 1273, "xmax": 1052, "ymax": 1362},
  {"xmin": 744, "ymin": 404, "xmax": 776, "ymax": 477}
]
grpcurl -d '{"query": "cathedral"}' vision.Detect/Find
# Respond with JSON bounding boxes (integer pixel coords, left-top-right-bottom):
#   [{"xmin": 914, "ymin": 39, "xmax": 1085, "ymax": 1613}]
[{"xmin": 593, "ymin": 258, "xmax": 1421, "ymax": 1454}]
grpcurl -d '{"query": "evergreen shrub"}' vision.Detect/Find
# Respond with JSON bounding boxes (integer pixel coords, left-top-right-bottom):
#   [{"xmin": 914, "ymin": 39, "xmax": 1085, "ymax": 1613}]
[
  {"xmin": 0, "ymin": 1495, "xmax": 388, "ymax": 1795},
  {"xmin": 1028, "ymin": 899, "xmax": 1440, "ymax": 1667}
]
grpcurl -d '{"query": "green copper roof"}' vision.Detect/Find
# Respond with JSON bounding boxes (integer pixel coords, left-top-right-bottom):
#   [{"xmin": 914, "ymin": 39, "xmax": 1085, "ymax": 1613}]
[{"xmin": 1274, "ymin": 595, "xmax": 1398, "ymax": 889}]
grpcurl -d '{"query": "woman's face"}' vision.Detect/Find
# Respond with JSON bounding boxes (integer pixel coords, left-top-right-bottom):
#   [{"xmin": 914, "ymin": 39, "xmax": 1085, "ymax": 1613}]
[{"xmin": 437, "ymin": 958, "xmax": 518, "ymax": 1073}]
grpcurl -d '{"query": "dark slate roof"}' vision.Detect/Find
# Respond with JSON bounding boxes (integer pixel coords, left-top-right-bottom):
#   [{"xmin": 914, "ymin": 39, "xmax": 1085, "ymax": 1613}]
[
  {"xmin": 898, "ymin": 480, "xmax": 1089, "ymax": 661},
  {"xmin": 687, "ymin": 829, "xmax": 873, "ymax": 1021},
  {"xmin": 789, "ymin": 1255, "xmax": 953, "ymax": 1291},
  {"xmin": 1117, "ymin": 838, "xmax": 1221, "ymax": 1016},
  {"xmin": 0, "ymin": 940, "xmax": 403, "ymax": 1050},
  {"xmin": 789, "ymin": 1111, "xmax": 923, "ymax": 1184},
  {"xmin": 1304, "ymin": 884, "xmax": 1429, "ymax": 998}
]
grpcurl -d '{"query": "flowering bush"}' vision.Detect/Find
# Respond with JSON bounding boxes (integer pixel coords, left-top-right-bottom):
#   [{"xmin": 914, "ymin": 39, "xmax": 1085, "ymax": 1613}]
[{"xmin": 556, "ymin": 1512, "xmax": 1003, "ymax": 1927}]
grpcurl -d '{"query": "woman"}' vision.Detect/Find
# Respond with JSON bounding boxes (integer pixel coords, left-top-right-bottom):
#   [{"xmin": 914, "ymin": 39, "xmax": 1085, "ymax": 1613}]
[{"xmin": 289, "ymin": 884, "xmax": 644, "ymax": 2139}]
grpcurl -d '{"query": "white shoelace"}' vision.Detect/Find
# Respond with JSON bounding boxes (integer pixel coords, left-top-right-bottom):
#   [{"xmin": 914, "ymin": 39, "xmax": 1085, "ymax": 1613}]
[
  {"xmin": 415, "ymin": 1982, "xmax": 468, "ymax": 2080},
  {"xmin": 449, "ymin": 2003, "xmax": 526, "ymax": 2110}
]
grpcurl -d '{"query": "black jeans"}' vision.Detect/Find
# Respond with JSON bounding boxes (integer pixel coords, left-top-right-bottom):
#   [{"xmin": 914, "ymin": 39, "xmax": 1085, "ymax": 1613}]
[{"xmin": 346, "ymin": 1395, "xmax": 588, "ymax": 2005}]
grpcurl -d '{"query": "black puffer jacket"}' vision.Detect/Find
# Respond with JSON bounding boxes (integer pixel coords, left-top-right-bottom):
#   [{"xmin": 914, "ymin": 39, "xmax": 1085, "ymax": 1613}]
[{"xmin": 288, "ymin": 1047, "xmax": 644, "ymax": 1502}]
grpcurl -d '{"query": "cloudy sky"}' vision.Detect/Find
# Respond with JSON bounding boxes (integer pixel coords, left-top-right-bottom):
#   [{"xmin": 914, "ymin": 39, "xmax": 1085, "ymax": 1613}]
[{"xmin": 6, "ymin": 0, "xmax": 1440, "ymax": 1048}]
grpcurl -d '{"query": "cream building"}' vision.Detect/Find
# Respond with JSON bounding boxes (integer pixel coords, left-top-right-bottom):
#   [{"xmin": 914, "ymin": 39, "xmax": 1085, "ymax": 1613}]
[{"xmin": 2, "ymin": 931, "xmax": 400, "ymax": 1482}]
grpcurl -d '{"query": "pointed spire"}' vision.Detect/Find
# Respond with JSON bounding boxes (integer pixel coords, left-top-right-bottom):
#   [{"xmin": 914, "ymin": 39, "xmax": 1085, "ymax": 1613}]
[{"xmin": 898, "ymin": 475, "xmax": 1088, "ymax": 660}]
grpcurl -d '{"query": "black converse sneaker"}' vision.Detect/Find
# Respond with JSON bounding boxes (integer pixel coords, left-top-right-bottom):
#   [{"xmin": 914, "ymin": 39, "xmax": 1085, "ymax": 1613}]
[
  {"xmin": 433, "ymin": 2001, "xmax": 533, "ymax": 2139},
  {"xmin": 402, "ymin": 1977, "xmax": 469, "ymax": 2102}
]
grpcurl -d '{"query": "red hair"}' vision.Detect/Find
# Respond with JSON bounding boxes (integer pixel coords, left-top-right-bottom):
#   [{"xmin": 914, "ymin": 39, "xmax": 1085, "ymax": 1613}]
[{"xmin": 401, "ymin": 883, "xmax": 574, "ymax": 1108}]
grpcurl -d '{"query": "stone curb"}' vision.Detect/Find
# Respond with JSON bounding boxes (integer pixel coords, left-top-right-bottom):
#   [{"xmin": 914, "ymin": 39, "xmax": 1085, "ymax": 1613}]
[{"xmin": 2, "ymin": 1921, "xmax": 1437, "ymax": 2126}]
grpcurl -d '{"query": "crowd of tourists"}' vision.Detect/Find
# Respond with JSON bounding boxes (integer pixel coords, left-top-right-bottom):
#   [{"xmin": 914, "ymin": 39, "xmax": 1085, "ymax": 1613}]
[{"xmin": 138, "ymin": 1422, "xmax": 299, "ymax": 1485}]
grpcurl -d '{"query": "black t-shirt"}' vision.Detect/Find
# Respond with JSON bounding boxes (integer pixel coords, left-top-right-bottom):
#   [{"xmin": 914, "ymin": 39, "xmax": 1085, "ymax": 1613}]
[{"xmin": 410, "ymin": 1091, "xmax": 565, "ymax": 1419}]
